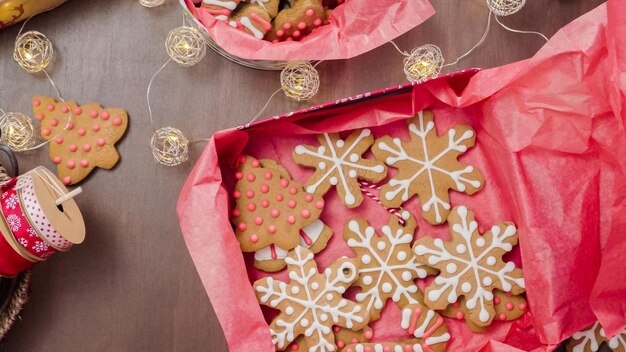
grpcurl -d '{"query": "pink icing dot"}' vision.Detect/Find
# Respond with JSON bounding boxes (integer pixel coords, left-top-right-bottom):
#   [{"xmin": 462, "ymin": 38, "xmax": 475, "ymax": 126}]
[
  {"xmin": 112, "ymin": 117, "xmax": 122, "ymax": 126},
  {"xmin": 519, "ymin": 302, "xmax": 527, "ymax": 310},
  {"xmin": 364, "ymin": 330, "xmax": 374, "ymax": 340},
  {"xmin": 345, "ymin": 349, "xmax": 353, "ymax": 352},
  {"xmin": 364, "ymin": 347, "xmax": 371, "ymax": 352},
  {"xmin": 404, "ymin": 345, "xmax": 412, "ymax": 352},
  {"xmin": 305, "ymin": 9, "xmax": 314, "ymax": 16},
  {"xmin": 287, "ymin": 200, "xmax": 296, "ymax": 208},
  {"xmin": 233, "ymin": 191, "xmax": 241, "ymax": 199},
  {"xmin": 61, "ymin": 105, "xmax": 69, "ymax": 113},
  {"xmin": 494, "ymin": 297, "xmax": 501, "ymax": 304},
  {"xmin": 505, "ymin": 303, "xmax": 514, "ymax": 311},
  {"xmin": 235, "ymin": 172, "xmax": 243, "ymax": 180},
  {"xmin": 336, "ymin": 341, "xmax": 345, "ymax": 349},
  {"xmin": 271, "ymin": 209, "xmax": 280, "ymax": 218},
  {"xmin": 251, "ymin": 159, "xmax": 260, "ymax": 168},
  {"xmin": 301, "ymin": 209, "xmax": 310, "ymax": 218},
  {"xmin": 314, "ymin": 18, "xmax": 322, "ymax": 26},
  {"xmin": 292, "ymin": 30, "xmax": 301, "ymax": 38},
  {"xmin": 287, "ymin": 215, "xmax": 296, "ymax": 224},
  {"xmin": 283, "ymin": 22, "xmax": 292, "ymax": 30},
  {"xmin": 67, "ymin": 122, "xmax": 74, "ymax": 130},
  {"xmin": 90, "ymin": 110, "xmax": 98, "ymax": 118},
  {"xmin": 101, "ymin": 111, "xmax": 110, "ymax": 120},
  {"xmin": 246, "ymin": 190, "xmax": 255, "ymax": 198},
  {"xmin": 67, "ymin": 160, "xmax": 76, "ymax": 169},
  {"xmin": 305, "ymin": 194, "xmax": 313, "ymax": 202},
  {"xmin": 260, "ymin": 184, "xmax": 269, "ymax": 193},
  {"xmin": 247, "ymin": 173, "xmax": 256, "ymax": 182},
  {"xmin": 285, "ymin": 37, "xmax": 293, "ymax": 42},
  {"xmin": 55, "ymin": 137, "xmax": 63, "ymax": 144},
  {"xmin": 249, "ymin": 234, "xmax": 258, "ymax": 243},
  {"xmin": 505, "ymin": 292, "xmax": 512, "ymax": 297},
  {"xmin": 276, "ymin": 194, "xmax": 283, "ymax": 201},
  {"xmin": 452, "ymin": 301, "xmax": 461, "ymax": 308},
  {"xmin": 237, "ymin": 223, "xmax": 247, "ymax": 231},
  {"xmin": 289, "ymin": 187, "xmax": 297, "ymax": 195},
  {"xmin": 52, "ymin": 156, "xmax": 62, "ymax": 164},
  {"xmin": 83, "ymin": 144, "xmax": 91, "ymax": 152},
  {"xmin": 69, "ymin": 144, "xmax": 78, "ymax": 152},
  {"xmin": 80, "ymin": 160, "xmax": 89, "ymax": 168},
  {"xmin": 50, "ymin": 119, "xmax": 58, "ymax": 127},
  {"xmin": 96, "ymin": 138, "xmax": 105, "ymax": 147},
  {"xmin": 351, "ymin": 338, "xmax": 358, "ymax": 344},
  {"xmin": 33, "ymin": 99, "xmax": 40, "ymax": 107},
  {"xmin": 271, "ymin": 39, "xmax": 279, "ymax": 44},
  {"xmin": 333, "ymin": 326, "xmax": 341, "ymax": 333},
  {"xmin": 498, "ymin": 313, "xmax": 507, "ymax": 321},
  {"xmin": 77, "ymin": 128, "xmax": 86, "ymax": 136},
  {"xmin": 254, "ymin": 216, "xmax": 263, "ymax": 225},
  {"xmin": 276, "ymin": 30, "xmax": 284, "ymax": 37},
  {"xmin": 47, "ymin": 104, "xmax": 55, "ymax": 111},
  {"xmin": 247, "ymin": 203, "xmax": 256, "ymax": 211},
  {"xmin": 297, "ymin": 22, "xmax": 306, "ymax": 30},
  {"xmin": 74, "ymin": 107, "xmax": 82, "ymax": 115},
  {"xmin": 456, "ymin": 311, "xmax": 464, "ymax": 319},
  {"xmin": 261, "ymin": 200, "xmax": 269, "ymax": 208},
  {"xmin": 42, "ymin": 128, "xmax": 51, "ymax": 136},
  {"xmin": 92, "ymin": 124, "xmax": 101, "ymax": 132},
  {"xmin": 232, "ymin": 209, "xmax": 240, "ymax": 217},
  {"xmin": 280, "ymin": 179, "xmax": 289, "ymax": 188},
  {"xmin": 290, "ymin": 344, "xmax": 299, "ymax": 351},
  {"xmin": 268, "ymin": 225, "xmax": 276, "ymax": 234},
  {"xmin": 383, "ymin": 347, "xmax": 391, "ymax": 352},
  {"xmin": 315, "ymin": 200, "xmax": 324, "ymax": 209},
  {"xmin": 35, "ymin": 113, "xmax": 44, "ymax": 121},
  {"xmin": 264, "ymin": 171, "xmax": 272, "ymax": 180}
]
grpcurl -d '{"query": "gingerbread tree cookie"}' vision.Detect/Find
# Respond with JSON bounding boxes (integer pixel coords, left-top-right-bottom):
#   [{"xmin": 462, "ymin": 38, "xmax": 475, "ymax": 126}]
[
  {"xmin": 442, "ymin": 289, "xmax": 528, "ymax": 332},
  {"xmin": 231, "ymin": 156, "xmax": 331, "ymax": 272},
  {"xmin": 254, "ymin": 246, "xmax": 370, "ymax": 351},
  {"xmin": 413, "ymin": 205, "xmax": 525, "ymax": 327},
  {"xmin": 32, "ymin": 96, "xmax": 128, "ymax": 185},
  {"xmin": 566, "ymin": 322, "xmax": 626, "ymax": 352},
  {"xmin": 371, "ymin": 110, "xmax": 484, "ymax": 224},
  {"xmin": 293, "ymin": 129, "xmax": 387, "ymax": 208}
]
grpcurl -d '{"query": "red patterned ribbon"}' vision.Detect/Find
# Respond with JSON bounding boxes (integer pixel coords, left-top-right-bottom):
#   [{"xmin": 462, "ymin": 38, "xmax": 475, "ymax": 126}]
[{"xmin": 358, "ymin": 180, "xmax": 406, "ymax": 225}]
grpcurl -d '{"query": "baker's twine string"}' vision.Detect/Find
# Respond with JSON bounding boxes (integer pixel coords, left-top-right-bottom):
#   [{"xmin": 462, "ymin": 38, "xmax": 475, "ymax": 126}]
[{"xmin": 358, "ymin": 180, "xmax": 406, "ymax": 225}]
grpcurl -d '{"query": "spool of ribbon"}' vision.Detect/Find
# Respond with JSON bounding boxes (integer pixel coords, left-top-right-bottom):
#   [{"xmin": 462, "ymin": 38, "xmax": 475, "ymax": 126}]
[{"xmin": 0, "ymin": 167, "xmax": 85, "ymax": 276}]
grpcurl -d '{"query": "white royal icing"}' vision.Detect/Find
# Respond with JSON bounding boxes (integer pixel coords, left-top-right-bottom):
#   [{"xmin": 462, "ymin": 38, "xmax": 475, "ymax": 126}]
[
  {"xmin": 254, "ymin": 220, "xmax": 325, "ymax": 262},
  {"xmin": 255, "ymin": 246, "xmax": 365, "ymax": 351},
  {"xmin": 203, "ymin": 0, "xmax": 237, "ymax": 10},
  {"xmin": 239, "ymin": 16, "xmax": 264, "ymax": 39},
  {"xmin": 570, "ymin": 322, "xmax": 626, "ymax": 352},
  {"xmin": 376, "ymin": 111, "xmax": 482, "ymax": 223},
  {"xmin": 414, "ymin": 206, "xmax": 524, "ymax": 324}
]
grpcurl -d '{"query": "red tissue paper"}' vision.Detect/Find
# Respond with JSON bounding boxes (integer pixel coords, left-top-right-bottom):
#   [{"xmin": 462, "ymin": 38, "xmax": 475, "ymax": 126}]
[
  {"xmin": 177, "ymin": 1, "xmax": 626, "ymax": 351},
  {"xmin": 182, "ymin": 0, "xmax": 435, "ymax": 61}
]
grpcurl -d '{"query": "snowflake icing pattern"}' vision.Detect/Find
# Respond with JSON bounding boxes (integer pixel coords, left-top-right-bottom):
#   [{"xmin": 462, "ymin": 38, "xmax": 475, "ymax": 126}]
[
  {"xmin": 414, "ymin": 205, "xmax": 525, "ymax": 327},
  {"xmin": 254, "ymin": 246, "xmax": 369, "ymax": 352},
  {"xmin": 33, "ymin": 240, "xmax": 49, "ymax": 253},
  {"xmin": 6, "ymin": 214, "xmax": 20, "ymax": 232},
  {"xmin": 293, "ymin": 129, "xmax": 386, "ymax": 208},
  {"xmin": 568, "ymin": 322, "xmax": 626, "ymax": 352},
  {"xmin": 344, "ymin": 211, "xmax": 433, "ymax": 321},
  {"xmin": 372, "ymin": 110, "xmax": 484, "ymax": 224},
  {"xmin": 4, "ymin": 194, "xmax": 18, "ymax": 210}
]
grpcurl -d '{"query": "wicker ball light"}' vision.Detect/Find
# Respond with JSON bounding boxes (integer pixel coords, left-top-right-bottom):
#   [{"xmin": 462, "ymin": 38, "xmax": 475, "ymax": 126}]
[
  {"xmin": 280, "ymin": 61, "xmax": 320, "ymax": 101},
  {"xmin": 150, "ymin": 127, "xmax": 190, "ymax": 166},
  {"xmin": 13, "ymin": 31, "xmax": 54, "ymax": 74},
  {"xmin": 403, "ymin": 44, "xmax": 444, "ymax": 83},
  {"xmin": 165, "ymin": 26, "xmax": 206, "ymax": 67}
]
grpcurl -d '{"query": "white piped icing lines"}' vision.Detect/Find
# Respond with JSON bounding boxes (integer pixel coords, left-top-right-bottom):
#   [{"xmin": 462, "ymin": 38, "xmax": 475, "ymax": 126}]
[
  {"xmin": 253, "ymin": 246, "xmax": 369, "ymax": 351},
  {"xmin": 372, "ymin": 110, "xmax": 484, "ymax": 225},
  {"xmin": 293, "ymin": 129, "xmax": 387, "ymax": 208},
  {"xmin": 567, "ymin": 322, "xmax": 626, "ymax": 352},
  {"xmin": 413, "ymin": 205, "xmax": 525, "ymax": 327}
]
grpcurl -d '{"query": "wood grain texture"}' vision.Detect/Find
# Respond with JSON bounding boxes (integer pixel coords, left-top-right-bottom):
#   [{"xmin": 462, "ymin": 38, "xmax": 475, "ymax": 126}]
[{"xmin": 0, "ymin": 0, "xmax": 606, "ymax": 350}]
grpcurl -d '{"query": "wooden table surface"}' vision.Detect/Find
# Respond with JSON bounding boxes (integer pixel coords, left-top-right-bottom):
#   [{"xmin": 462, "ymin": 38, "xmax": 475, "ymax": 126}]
[{"xmin": 0, "ymin": 0, "xmax": 606, "ymax": 350}]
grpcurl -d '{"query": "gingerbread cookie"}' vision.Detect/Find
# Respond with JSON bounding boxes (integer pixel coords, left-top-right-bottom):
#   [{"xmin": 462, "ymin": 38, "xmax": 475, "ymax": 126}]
[
  {"xmin": 228, "ymin": 0, "xmax": 279, "ymax": 39},
  {"xmin": 293, "ymin": 129, "xmax": 387, "ymax": 208},
  {"xmin": 254, "ymin": 246, "xmax": 370, "ymax": 351},
  {"xmin": 32, "ymin": 96, "xmax": 128, "ymax": 185},
  {"xmin": 202, "ymin": 0, "xmax": 242, "ymax": 21},
  {"xmin": 413, "ymin": 205, "xmax": 525, "ymax": 327},
  {"xmin": 289, "ymin": 326, "xmax": 374, "ymax": 351},
  {"xmin": 231, "ymin": 156, "xmax": 331, "ymax": 272},
  {"xmin": 371, "ymin": 110, "xmax": 484, "ymax": 225},
  {"xmin": 566, "ymin": 322, "xmax": 626, "ymax": 352},
  {"xmin": 344, "ymin": 212, "xmax": 434, "ymax": 321},
  {"xmin": 442, "ymin": 290, "xmax": 528, "ymax": 332},
  {"xmin": 265, "ymin": 0, "xmax": 326, "ymax": 42}
]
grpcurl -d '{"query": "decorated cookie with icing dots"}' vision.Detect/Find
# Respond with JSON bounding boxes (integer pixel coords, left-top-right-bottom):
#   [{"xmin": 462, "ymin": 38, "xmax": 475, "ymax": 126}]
[
  {"xmin": 202, "ymin": 0, "xmax": 242, "ymax": 21},
  {"xmin": 413, "ymin": 205, "xmax": 525, "ymax": 328},
  {"xmin": 566, "ymin": 322, "xmax": 626, "ymax": 352},
  {"xmin": 32, "ymin": 96, "xmax": 128, "ymax": 185},
  {"xmin": 293, "ymin": 129, "xmax": 387, "ymax": 208},
  {"xmin": 229, "ymin": 0, "xmax": 279, "ymax": 39},
  {"xmin": 289, "ymin": 326, "xmax": 374, "ymax": 351},
  {"xmin": 265, "ymin": 0, "xmax": 327, "ymax": 42},
  {"xmin": 441, "ymin": 289, "xmax": 528, "ymax": 332},
  {"xmin": 371, "ymin": 110, "xmax": 484, "ymax": 225},
  {"xmin": 254, "ymin": 246, "xmax": 370, "ymax": 351},
  {"xmin": 231, "ymin": 156, "xmax": 331, "ymax": 272}
]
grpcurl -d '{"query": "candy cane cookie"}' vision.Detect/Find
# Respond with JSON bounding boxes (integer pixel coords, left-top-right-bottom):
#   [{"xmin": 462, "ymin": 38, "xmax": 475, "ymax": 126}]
[
  {"xmin": 228, "ymin": 0, "xmax": 279, "ymax": 39},
  {"xmin": 202, "ymin": 0, "xmax": 242, "ymax": 21}
]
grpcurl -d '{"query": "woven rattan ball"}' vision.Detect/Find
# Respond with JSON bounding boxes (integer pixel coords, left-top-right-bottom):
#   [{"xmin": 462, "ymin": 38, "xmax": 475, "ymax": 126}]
[
  {"xmin": 0, "ymin": 112, "xmax": 36, "ymax": 152},
  {"xmin": 486, "ymin": 0, "xmax": 525, "ymax": 16},
  {"xmin": 13, "ymin": 31, "xmax": 54, "ymax": 74},
  {"xmin": 165, "ymin": 26, "xmax": 206, "ymax": 67},
  {"xmin": 404, "ymin": 44, "xmax": 444, "ymax": 83},
  {"xmin": 140, "ymin": 0, "xmax": 166, "ymax": 7},
  {"xmin": 150, "ymin": 127, "xmax": 189, "ymax": 166},
  {"xmin": 280, "ymin": 61, "xmax": 320, "ymax": 101}
]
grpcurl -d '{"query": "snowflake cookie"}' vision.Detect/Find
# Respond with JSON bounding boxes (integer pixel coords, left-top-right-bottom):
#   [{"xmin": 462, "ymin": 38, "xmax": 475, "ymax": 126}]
[
  {"xmin": 254, "ymin": 246, "xmax": 370, "ymax": 351},
  {"xmin": 344, "ymin": 212, "xmax": 434, "ymax": 321},
  {"xmin": 371, "ymin": 110, "xmax": 484, "ymax": 225},
  {"xmin": 413, "ymin": 205, "xmax": 525, "ymax": 327},
  {"xmin": 293, "ymin": 129, "xmax": 387, "ymax": 208},
  {"xmin": 290, "ymin": 325, "xmax": 375, "ymax": 351},
  {"xmin": 566, "ymin": 322, "xmax": 626, "ymax": 352},
  {"xmin": 231, "ymin": 156, "xmax": 332, "ymax": 272},
  {"xmin": 441, "ymin": 289, "xmax": 528, "ymax": 332}
]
